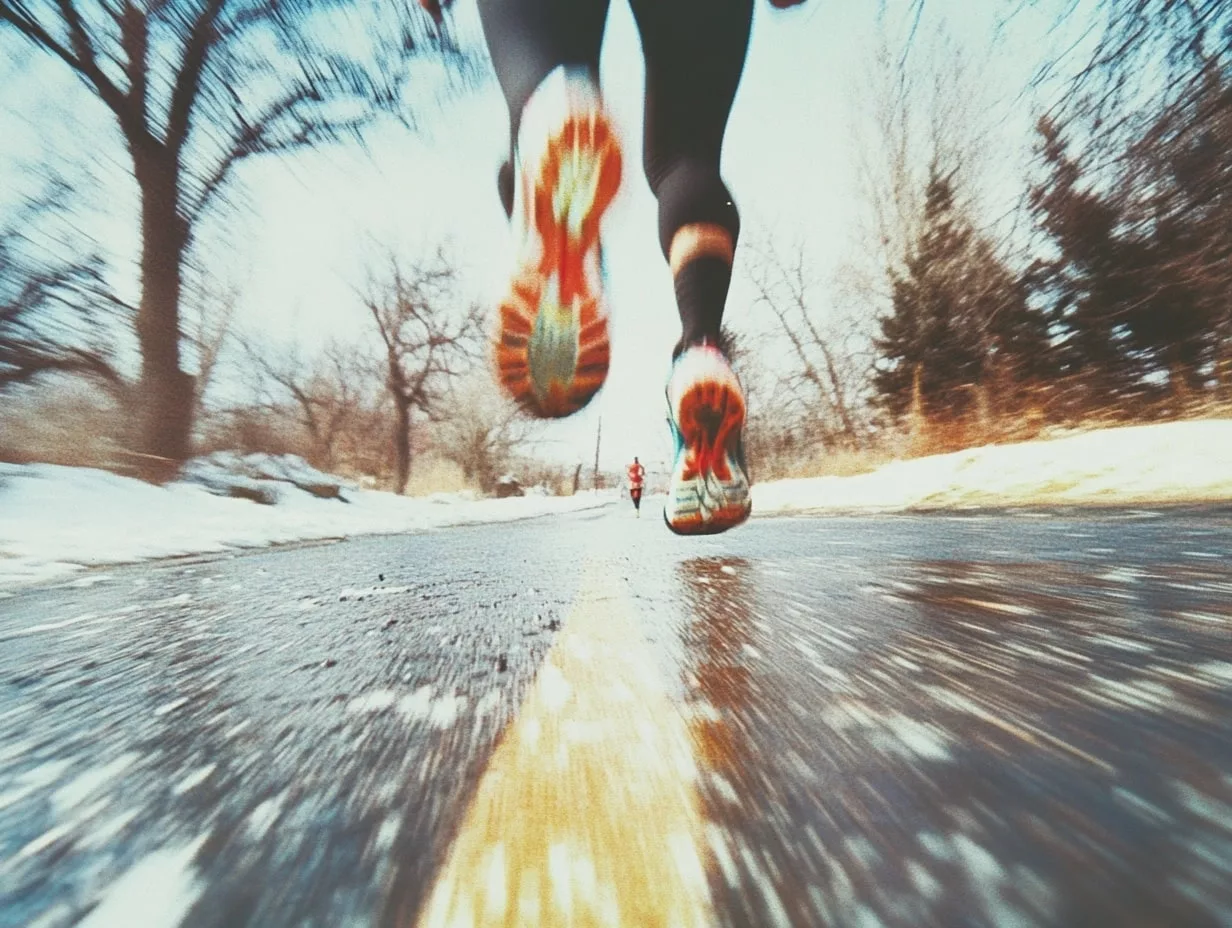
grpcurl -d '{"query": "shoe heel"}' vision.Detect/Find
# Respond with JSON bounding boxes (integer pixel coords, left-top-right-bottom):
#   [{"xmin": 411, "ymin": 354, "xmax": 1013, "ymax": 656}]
[{"xmin": 665, "ymin": 348, "xmax": 752, "ymax": 534}]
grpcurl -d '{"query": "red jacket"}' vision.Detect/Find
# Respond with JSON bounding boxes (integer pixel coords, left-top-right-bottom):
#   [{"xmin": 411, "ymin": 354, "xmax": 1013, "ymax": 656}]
[{"xmin": 627, "ymin": 463, "xmax": 645, "ymax": 489}]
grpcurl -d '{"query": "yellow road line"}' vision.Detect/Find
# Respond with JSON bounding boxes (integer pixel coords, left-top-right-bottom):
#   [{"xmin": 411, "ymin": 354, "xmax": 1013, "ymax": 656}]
[{"xmin": 418, "ymin": 561, "xmax": 714, "ymax": 928}]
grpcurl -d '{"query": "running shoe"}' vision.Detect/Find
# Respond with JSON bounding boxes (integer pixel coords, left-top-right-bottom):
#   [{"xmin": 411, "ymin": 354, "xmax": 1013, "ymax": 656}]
[
  {"xmin": 664, "ymin": 344, "xmax": 752, "ymax": 534},
  {"xmin": 493, "ymin": 67, "xmax": 622, "ymax": 418}
]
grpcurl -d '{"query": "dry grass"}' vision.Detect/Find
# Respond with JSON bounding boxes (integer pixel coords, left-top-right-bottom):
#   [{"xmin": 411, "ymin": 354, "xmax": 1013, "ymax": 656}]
[
  {"xmin": 403, "ymin": 455, "xmax": 477, "ymax": 497},
  {"xmin": 0, "ymin": 380, "xmax": 131, "ymax": 470},
  {"xmin": 1179, "ymin": 397, "xmax": 1232, "ymax": 421},
  {"xmin": 765, "ymin": 397, "xmax": 1232, "ymax": 484},
  {"xmin": 770, "ymin": 445, "xmax": 899, "ymax": 480}
]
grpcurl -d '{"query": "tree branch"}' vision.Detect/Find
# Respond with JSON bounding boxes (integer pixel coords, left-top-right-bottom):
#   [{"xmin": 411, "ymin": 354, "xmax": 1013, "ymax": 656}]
[{"xmin": 166, "ymin": 0, "xmax": 226, "ymax": 151}]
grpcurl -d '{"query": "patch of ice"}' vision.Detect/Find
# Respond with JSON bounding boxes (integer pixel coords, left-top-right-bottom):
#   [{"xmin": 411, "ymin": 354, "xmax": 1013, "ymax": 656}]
[
  {"xmin": 1197, "ymin": 661, "xmax": 1232, "ymax": 684},
  {"xmin": 429, "ymin": 695, "xmax": 466, "ymax": 729},
  {"xmin": 397, "ymin": 686, "xmax": 436, "ymax": 721},
  {"xmin": 7, "ymin": 613, "xmax": 98, "ymax": 636},
  {"xmin": 153, "ymin": 697, "xmax": 189, "ymax": 718},
  {"xmin": 53, "ymin": 754, "xmax": 139, "ymax": 813},
  {"xmin": 15, "ymin": 822, "xmax": 74, "ymax": 860},
  {"xmin": 347, "ymin": 690, "xmax": 399, "ymax": 714},
  {"xmin": 78, "ymin": 806, "xmax": 142, "ymax": 848},
  {"xmin": 247, "ymin": 792, "xmax": 286, "ymax": 840},
  {"xmin": 77, "ymin": 836, "xmax": 208, "ymax": 928},
  {"xmin": 171, "ymin": 764, "xmax": 216, "ymax": 796}
]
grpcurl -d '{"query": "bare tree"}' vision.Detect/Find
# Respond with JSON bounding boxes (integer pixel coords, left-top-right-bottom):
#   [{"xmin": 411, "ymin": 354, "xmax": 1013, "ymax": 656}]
[
  {"xmin": 1026, "ymin": 0, "xmax": 1230, "ymax": 155},
  {"xmin": 431, "ymin": 376, "xmax": 541, "ymax": 494},
  {"xmin": 0, "ymin": 0, "xmax": 465, "ymax": 480},
  {"xmin": 237, "ymin": 335, "xmax": 378, "ymax": 471},
  {"xmin": 184, "ymin": 279, "xmax": 239, "ymax": 415},
  {"xmin": 1024, "ymin": 0, "xmax": 1232, "ymax": 407},
  {"xmin": 362, "ymin": 252, "xmax": 482, "ymax": 494},
  {"xmin": 832, "ymin": 5, "xmax": 1053, "ymax": 443},
  {"xmin": 0, "ymin": 181, "xmax": 126, "ymax": 392},
  {"xmin": 850, "ymin": 15, "xmax": 995, "ymax": 298},
  {"xmin": 744, "ymin": 235, "xmax": 874, "ymax": 449}
]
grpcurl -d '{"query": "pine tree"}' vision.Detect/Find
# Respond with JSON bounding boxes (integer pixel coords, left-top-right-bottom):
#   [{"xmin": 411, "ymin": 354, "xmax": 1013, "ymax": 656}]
[
  {"xmin": 874, "ymin": 168, "xmax": 1046, "ymax": 425},
  {"xmin": 1128, "ymin": 65, "xmax": 1232, "ymax": 400},
  {"xmin": 1025, "ymin": 0, "xmax": 1232, "ymax": 414},
  {"xmin": 1027, "ymin": 120, "xmax": 1144, "ymax": 410},
  {"xmin": 1029, "ymin": 77, "xmax": 1232, "ymax": 416}
]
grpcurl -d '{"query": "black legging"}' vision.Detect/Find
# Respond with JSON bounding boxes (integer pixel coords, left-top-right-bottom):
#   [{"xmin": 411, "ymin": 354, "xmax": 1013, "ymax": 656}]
[{"xmin": 478, "ymin": 0, "xmax": 752, "ymax": 261}]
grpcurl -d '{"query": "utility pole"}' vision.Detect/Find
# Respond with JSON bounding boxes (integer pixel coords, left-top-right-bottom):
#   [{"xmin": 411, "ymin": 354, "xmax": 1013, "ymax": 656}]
[{"xmin": 592, "ymin": 416, "xmax": 602, "ymax": 493}]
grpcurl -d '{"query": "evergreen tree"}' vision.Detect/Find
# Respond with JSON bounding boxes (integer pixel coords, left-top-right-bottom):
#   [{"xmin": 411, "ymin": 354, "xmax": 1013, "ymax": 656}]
[
  {"xmin": 1027, "ymin": 120, "xmax": 1143, "ymax": 409},
  {"xmin": 874, "ymin": 168, "xmax": 1047, "ymax": 423},
  {"xmin": 1029, "ymin": 73, "xmax": 1232, "ymax": 415},
  {"xmin": 1025, "ymin": 0, "xmax": 1232, "ymax": 413},
  {"xmin": 1128, "ymin": 65, "xmax": 1232, "ymax": 397}
]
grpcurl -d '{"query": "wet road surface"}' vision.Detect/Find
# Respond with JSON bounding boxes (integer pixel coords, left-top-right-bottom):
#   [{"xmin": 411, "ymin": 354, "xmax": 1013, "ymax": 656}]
[{"xmin": 2, "ymin": 504, "xmax": 1232, "ymax": 927}]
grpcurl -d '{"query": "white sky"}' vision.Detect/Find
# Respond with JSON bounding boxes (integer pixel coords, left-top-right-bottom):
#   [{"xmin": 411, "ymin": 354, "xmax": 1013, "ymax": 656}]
[{"xmin": 0, "ymin": 0, "xmax": 1094, "ymax": 475}]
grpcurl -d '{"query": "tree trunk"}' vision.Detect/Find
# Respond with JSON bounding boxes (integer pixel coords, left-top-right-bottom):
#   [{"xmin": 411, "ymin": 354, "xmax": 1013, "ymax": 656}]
[
  {"xmin": 973, "ymin": 382, "xmax": 992, "ymax": 433},
  {"xmin": 133, "ymin": 149, "xmax": 193, "ymax": 482},
  {"xmin": 908, "ymin": 363, "xmax": 927, "ymax": 454},
  {"xmin": 394, "ymin": 396, "xmax": 412, "ymax": 494},
  {"xmin": 817, "ymin": 344, "xmax": 857, "ymax": 443},
  {"xmin": 1219, "ymin": 347, "xmax": 1232, "ymax": 403}
]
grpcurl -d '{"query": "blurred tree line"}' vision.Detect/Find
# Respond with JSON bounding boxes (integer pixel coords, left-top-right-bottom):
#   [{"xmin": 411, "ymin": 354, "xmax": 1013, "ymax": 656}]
[
  {"xmin": 0, "ymin": 0, "xmax": 580, "ymax": 494},
  {"xmin": 736, "ymin": 0, "xmax": 1232, "ymax": 478},
  {"xmin": 3, "ymin": 0, "xmax": 1229, "ymax": 487},
  {"xmin": 875, "ymin": 0, "xmax": 1232, "ymax": 439},
  {"xmin": 0, "ymin": 0, "xmax": 469, "ymax": 479}
]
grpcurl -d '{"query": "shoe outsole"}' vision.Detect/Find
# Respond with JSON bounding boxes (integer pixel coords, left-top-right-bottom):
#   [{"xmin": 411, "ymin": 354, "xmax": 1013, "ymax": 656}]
[
  {"xmin": 665, "ymin": 365, "xmax": 752, "ymax": 535},
  {"xmin": 494, "ymin": 110, "xmax": 622, "ymax": 419},
  {"xmin": 666, "ymin": 509, "xmax": 750, "ymax": 535},
  {"xmin": 664, "ymin": 507, "xmax": 750, "ymax": 536}
]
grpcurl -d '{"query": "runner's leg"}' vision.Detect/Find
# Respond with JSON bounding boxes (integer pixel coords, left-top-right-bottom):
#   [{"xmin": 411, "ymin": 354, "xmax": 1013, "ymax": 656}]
[
  {"xmin": 628, "ymin": 0, "xmax": 756, "ymax": 534},
  {"xmin": 478, "ymin": 0, "xmax": 624, "ymax": 417},
  {"xmin": 477, "ymin": 0, "xmax": 612, "ymax": 217},
  {"xmin": 628, "ymin": 0, "xmax": 753, "ymax": 351}
]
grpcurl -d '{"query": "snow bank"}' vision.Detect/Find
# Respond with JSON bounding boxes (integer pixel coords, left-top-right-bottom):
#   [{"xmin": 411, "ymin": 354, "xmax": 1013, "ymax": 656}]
[
  {"xmin": 0, "ymin": 458, "xmax": 612, "ymax": 590},
  {"xmin": 180, "ymin": 451, "xmax": 347, "ymax": 503},
  {"xmin": 3, "ymin": 421, "xmax": 1227, "ymax": 589},
  {"xmin": 755, "ymin": 419, "xmax": 1232, "ymax": 515}
]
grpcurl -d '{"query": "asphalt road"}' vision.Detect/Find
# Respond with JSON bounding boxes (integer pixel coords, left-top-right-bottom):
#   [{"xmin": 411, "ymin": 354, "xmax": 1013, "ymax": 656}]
[{"xmin": 2, "ymin": 502, "xmax": 1232, "ymax": 927}]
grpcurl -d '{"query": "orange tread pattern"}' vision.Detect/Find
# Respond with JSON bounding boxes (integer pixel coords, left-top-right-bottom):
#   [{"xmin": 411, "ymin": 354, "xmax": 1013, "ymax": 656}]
[{"xmin": 494, "ymin": 112, "xmax": 622, "ymax": 418}]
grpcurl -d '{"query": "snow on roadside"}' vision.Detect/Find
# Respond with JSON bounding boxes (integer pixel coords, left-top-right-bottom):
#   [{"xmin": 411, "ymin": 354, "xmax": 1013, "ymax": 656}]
[
  {"xmin": 0, "ymin": 460, "xmax": 611, "ymax": 590},
  {"xmin": 3, "ymin": 420, "xmax": 1227, "ymax": 590},
  {"xmin": 754, "ymin": 420, "xmax": 1232, "ymax": 515}
]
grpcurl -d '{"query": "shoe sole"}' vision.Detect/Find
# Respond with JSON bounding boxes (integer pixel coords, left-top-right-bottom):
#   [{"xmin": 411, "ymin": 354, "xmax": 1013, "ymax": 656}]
[
  {"xmin": 494, "ymin": 112, "xmax": 622, "ymax": 418},
  {"xmin": 666, "ymin": 375, "xmax": 751, "ymax": 535}
]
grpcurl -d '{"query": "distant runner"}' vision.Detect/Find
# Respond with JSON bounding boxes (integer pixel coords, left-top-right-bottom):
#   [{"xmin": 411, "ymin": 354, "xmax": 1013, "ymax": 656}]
[
  {"xmin": 626, "ymin": 456, "xmax": 646, "ymax": 516},
  {"xmin": 421, "ymin": 0, "xmax": 806, "ymax": 534}
]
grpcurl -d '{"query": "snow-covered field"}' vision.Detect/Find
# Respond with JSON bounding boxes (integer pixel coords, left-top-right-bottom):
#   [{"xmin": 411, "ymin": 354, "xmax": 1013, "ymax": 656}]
[
  {"xmin": 3, "ymin": 421, "xmax": 1229, "ymax": 591},
  {"xmin": 755, "ymin": 420, "xmax": 1232, "ymax": 515},
  {"xmin": 0, "ymin": 455, "xmax": 613, "ymax": 590}
]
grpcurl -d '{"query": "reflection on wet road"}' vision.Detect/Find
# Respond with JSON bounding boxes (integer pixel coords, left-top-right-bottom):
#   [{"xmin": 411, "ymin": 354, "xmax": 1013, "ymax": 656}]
[{"xmin": 1, "ymin": 506, "xmax": 1231, "ymax": 926}]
